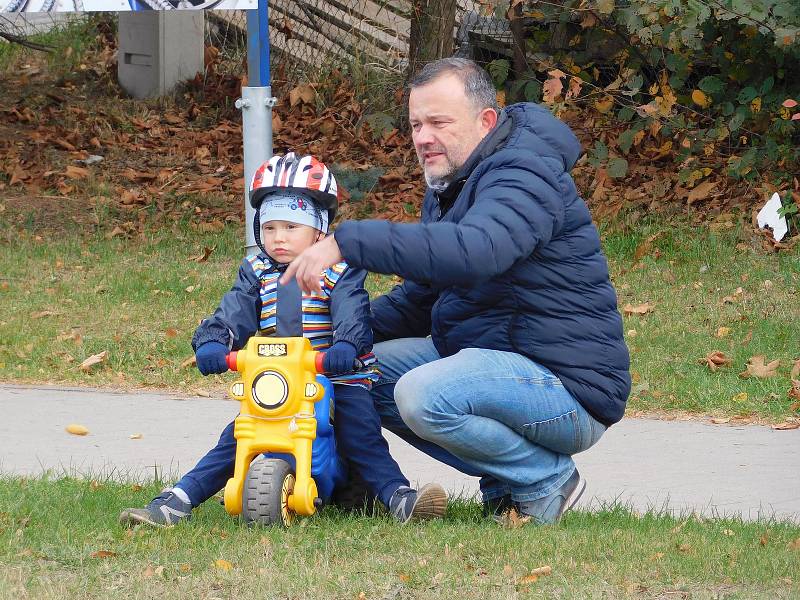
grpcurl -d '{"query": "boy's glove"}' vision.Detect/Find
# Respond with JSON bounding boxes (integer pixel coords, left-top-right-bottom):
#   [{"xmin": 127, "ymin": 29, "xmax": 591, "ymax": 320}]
[
  {"xmin": 323, "ymin": 341, "xmax": 357, "ymax": 375},
  {"xmin": 195, "ymin": 341, "xmax": 229, "ymax": 375}
]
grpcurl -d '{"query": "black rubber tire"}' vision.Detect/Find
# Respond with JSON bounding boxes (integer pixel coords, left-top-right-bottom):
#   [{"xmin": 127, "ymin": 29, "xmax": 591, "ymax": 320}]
[
  {"xmin": 329, "ymin": 461, "xmax": 376, "ymax": 513},
  {"xmin": 242, "ymin": 458, "xmax": 296, "ymax": 527}
]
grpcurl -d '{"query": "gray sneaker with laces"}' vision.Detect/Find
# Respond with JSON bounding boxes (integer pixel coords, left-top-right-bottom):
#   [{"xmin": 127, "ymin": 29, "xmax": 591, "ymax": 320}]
[
  {"xmin": 119, "ymin": 488, "xmax": 192, "ymax": 528},
  {"xmin": 388, "ymin": 483, "xmax": 448, "ymax": 524}
]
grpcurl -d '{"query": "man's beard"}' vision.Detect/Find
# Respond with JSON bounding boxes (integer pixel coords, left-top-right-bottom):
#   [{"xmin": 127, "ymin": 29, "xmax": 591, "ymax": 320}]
[{"xmin": 422, "ymin": 154, "xmax": 459, "ymax": 192}]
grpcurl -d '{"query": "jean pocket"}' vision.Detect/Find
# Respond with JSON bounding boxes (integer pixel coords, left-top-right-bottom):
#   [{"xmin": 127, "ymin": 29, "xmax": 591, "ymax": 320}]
[{"xmin": 522, "ymin": 410, "xmax": 579, "ymax": 455}]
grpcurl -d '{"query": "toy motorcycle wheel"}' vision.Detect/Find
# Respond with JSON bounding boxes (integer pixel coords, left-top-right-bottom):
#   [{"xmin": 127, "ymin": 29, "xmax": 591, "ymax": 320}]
[{"xmin": 242, "ymin": 458, "xmax": 296, "ymax": 527}]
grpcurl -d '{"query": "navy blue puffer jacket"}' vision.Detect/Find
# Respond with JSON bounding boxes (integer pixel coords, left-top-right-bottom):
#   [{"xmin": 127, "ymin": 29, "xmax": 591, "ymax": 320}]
[{"xmin": 334, "ymin": 102, "xmax": 630, "ymax": 426}]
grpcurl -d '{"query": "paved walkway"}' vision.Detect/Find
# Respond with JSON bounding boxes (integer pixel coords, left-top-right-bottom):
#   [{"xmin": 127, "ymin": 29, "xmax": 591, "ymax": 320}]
[{"xmin": 1, "ymin": 384, "xmax": 798, "ymax": 522}]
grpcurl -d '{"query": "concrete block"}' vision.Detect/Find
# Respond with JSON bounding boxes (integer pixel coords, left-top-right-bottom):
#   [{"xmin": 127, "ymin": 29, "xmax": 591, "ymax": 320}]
[{"xmin": 117, "ymin": 10, "xmax": 204, "ymax": 99}]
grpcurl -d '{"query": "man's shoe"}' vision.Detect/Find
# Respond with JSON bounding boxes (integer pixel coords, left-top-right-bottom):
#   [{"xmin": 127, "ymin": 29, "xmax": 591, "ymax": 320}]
[
  {"xmin": 515, "ymin": 470, "xmax": 586, "ymax": 525},
  {"xmin": 483, "ymin": 494, "xmax": 514, "ymax": 519},
  {"xmin": 389, "ymin": 484, "xmax": 448, "ymax": 524},
  {"xmin": 119, "ymin": 488, "xmax": 192, "ymax": 528}
]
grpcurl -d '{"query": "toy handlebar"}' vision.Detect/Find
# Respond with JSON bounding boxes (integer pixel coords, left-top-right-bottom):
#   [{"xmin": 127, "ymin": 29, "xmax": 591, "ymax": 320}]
[{"xmin": 225, "ymin": 350, "xmax": 362, "ymax": 375}]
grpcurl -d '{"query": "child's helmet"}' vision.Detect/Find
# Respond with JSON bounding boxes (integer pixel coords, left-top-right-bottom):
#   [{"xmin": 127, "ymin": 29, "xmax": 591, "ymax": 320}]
[{"xmin": 250, "ymin": 152, "xmax": 338, "ymax": 223}]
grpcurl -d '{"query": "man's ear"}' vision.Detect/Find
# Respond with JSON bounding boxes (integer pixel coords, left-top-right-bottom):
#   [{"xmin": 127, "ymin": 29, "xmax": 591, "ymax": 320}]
[{"xmin": 480, "ymin": 107, "xmax": 498, "ymax": 133}]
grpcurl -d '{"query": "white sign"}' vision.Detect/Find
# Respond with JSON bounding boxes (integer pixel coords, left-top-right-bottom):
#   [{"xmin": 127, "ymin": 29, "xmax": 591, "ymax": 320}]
[{"xmin": 2, "ymin": 0, "xmax": 255, "ymax": 12}]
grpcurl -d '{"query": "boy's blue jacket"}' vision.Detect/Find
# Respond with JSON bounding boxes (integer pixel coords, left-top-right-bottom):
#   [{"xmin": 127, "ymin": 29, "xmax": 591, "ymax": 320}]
[
  {"xmin": 191, "ymin": 256, "xmax": 373, "ymax": 355},
  {"xmin": 334, "ymin": 103, "xmax": 631, "ymax": 426}
]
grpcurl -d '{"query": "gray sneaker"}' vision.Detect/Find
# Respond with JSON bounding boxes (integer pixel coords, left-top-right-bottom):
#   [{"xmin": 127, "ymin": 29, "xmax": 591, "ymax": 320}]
[
  {"xmin": 389, "ymin": 483, "xmax": 448, "ymax": 524},
  {"xmin": 119, "ymin": 488, "xmax": 192, "ymax": 528},
  {"xmin": 516, "ymin": 470, "xmax": 586, "ymax": 525}
]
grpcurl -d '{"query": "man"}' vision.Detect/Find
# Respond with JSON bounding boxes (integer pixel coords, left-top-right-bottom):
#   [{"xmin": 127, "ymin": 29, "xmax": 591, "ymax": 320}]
[{"xmin": 282, "ymin": 57, "xmax": 630, "ymax": 524}]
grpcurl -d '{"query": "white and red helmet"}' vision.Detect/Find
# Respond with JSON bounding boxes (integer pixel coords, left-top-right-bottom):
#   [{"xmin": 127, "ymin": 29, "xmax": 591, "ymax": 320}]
[{"xmin": 249, "ymin": 152, "xmax": 338, "ymax": 220}]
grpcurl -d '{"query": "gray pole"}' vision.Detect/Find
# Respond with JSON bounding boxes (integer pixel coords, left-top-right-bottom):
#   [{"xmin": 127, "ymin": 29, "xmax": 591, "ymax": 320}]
[{"xmin": 238, "ymin": 2, "xmax": 274, "ymax": 256}]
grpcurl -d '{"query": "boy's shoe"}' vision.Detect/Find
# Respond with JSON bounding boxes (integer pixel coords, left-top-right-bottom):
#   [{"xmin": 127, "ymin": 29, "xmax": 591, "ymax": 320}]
[
  {"xmin": 119, "ymin": 488, "xmax": 192, "ymax": 528},
  {"xmin": 389, "ymin": 483, "xmax": 448, "ymax": 524},
  {"xmin": 515, "ymin": 469, "xmax": 586, "ymax": 525},
  {"xmin": 483, "ymin": 494, "xmax": 514, "ymax": 519}
]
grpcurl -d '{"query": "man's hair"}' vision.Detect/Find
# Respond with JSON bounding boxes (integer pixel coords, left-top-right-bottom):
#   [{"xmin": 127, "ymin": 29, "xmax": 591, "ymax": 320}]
[{"xmin": 408, "ymin": 57, "xmax": 499, "ymax": 112}]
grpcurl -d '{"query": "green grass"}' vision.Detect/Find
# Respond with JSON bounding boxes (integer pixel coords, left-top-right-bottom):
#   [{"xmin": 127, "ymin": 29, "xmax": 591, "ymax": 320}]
[
  {"xmin": 0, "ymin": 476, "xmax": 798, "ymax": 599},
  {"xmin": 0, "ymin": 217, "xmax": 798, "ymax": 420}
]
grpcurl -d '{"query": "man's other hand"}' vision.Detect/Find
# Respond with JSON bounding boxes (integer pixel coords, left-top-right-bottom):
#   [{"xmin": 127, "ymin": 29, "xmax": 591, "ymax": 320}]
[{"xmin": 280, "ymin": 234, "xmax": 343, "ymax": 294}]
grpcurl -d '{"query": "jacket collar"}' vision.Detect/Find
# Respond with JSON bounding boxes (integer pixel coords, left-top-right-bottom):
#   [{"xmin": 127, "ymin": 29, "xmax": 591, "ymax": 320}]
[{"xmin": 434, "ymin": 110, "xmax": 513, "ymax": 212}]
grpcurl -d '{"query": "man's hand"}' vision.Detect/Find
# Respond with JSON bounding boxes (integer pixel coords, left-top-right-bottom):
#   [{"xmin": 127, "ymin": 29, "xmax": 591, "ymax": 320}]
[{"xmin": 280, "ymin": 234, "xmax": 343, "ymax": 294}]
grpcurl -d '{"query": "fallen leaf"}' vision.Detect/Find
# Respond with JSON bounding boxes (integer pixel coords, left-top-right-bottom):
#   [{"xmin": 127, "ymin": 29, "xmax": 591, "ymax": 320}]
[
  {"xmin": 529, "ymin": 565, "xmax": 552, "ymax": 576},
  {"xmin": 699, "ymin": 351, "xmax": 732, "ymax": 372},
  {"xmin": 65, "ymin": 424, "xmax": 89, "ymax": 436},
  {"xmin": 710, "ymin": 417, "xmax": 731, "ymax": 424},
  {"xmin": 129, "ymin": 433, "xmax": 143, "ymax": 439},
  {"xmin": 760, "ymin": 532, "xmax": 769, "ymax": 546},
  {"xmin": 788, "ymin": 538, "xmax": 800, "ymax": 550},
  {"xmin": 497, "ymin": 507, "xmax": 531, "ymax": 529},
  {"xmin": 215, "ymin": 558, "xmax": 234, "ymax": 571},
  {"xmin": 789, "ymin": 380, "xmax": 800, "ymax": 402},
  {"xmin": 195, "ymin": 389, "xmax": 211, "ymax": 398},
  {"xmin": 503, "ymin": 564, "xmax": 514, "ymax": 577},
  {"xmin": 732, "ymin": 392, "xmax": 748, "ymax": 402},
  {"xmin": 79, "ymin": 350, "xmax": 108, "ymax": 372},
  {"xmin": 715, "ymin": 327, "xmax": 731, "ymax": 338},
  {"xmin": 791, "ymin": 360, "xmax": 800, "ymax": 379},
  {"xmin": 289, "ymin": 84, "xmax": 315, "ymax": 107},
  {"xmin": 191, "ymin": 246, "xmax": 214, "ymax": 262},
  {"xmin": 771, "ymin": 421, "xmax": 799, "ymax": 431},
  {"xmin": 739, "ymin": 355, "xmax": 780, "ymax": 378},
  {"xmin": 90, "ymin": 550, "xmax": 116, "ymax": 559},
  {"xmin": 181, "ymin": 355, "xmax": 197, "ymax": 369},
  {"xmin": 623, "ymin": 302, "xmax": 655, "ymax": 316},
  {"xmin": 677, "ymin": 543, "xmax": 692, "ymax": 552},
  {"xmin": 517, "ymin": 574, "xmax": 539, "ymax": 584},
  {"xmin": 165, "ymin": 328, "xmax": 178, "ymax": 338},
  {"xmin": 65, "ymin": 165, "xmax": 89, "ymax": 180},
  {"xmin": 687, "ymin": 180, "xmax": 716, "ymax": 204}
]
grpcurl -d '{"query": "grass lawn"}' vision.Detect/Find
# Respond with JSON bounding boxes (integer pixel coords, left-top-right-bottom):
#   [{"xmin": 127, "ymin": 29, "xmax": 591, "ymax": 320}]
[
  {"xmin": 0, "ymin": 477, "xmax": 798, "ymax": 599},
  {"xmin": 0, "ymin": 215, "xmax": 798, "ymax": 422}
]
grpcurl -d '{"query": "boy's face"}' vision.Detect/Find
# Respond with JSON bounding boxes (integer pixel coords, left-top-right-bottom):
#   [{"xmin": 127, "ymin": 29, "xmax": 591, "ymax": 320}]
[{"xmin": 261, "ymin": 220, "xmax": 323, "ymax": 263}]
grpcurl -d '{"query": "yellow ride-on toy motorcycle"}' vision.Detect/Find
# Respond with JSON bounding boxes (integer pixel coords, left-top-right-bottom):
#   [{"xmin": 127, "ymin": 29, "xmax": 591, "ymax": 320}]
[{"xmin": 222, "ymin": 335, "xmax": 353, "ymax": 527}]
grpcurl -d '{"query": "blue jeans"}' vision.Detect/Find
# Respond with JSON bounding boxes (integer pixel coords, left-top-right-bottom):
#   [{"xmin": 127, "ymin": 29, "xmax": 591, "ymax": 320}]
[
  {"xmin": 175, "ymin": 384, "xmax": 408, "ymax": 507},
  {"xmin": 371, "ymin": 338, "xmax": 606, "ymax": 502}
]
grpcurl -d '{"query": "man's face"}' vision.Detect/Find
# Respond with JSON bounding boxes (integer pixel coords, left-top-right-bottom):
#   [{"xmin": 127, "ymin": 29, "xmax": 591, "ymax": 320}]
[{"xmin": 408, "ymin": 73, "xmax": 497, "ymax": 188}]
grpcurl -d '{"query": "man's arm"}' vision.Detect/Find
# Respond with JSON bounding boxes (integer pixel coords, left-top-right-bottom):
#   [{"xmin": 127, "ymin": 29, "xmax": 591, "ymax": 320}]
[
  {"xmin": 192, "ymin": 259, "xmax": 261, "ymax": 352},
  {"xmin": 334, "ymin": 159, "xmax": 564, "ymax": 288}
]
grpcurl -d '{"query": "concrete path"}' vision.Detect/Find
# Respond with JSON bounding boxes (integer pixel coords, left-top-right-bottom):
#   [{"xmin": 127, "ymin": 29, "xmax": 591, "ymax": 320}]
[{"xmin": 1, "ymin": 384, "xmax": 798, "ymax": 522}]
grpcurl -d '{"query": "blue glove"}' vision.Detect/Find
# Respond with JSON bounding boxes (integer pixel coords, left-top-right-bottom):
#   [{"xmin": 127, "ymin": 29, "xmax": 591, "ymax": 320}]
[
  {"xmin": 323, "ymin": 341, "xmax": 357, "ymax": 375},
  {"xmin": 195, "ymin": 341, "xmax": 229, "ymax": 376}
]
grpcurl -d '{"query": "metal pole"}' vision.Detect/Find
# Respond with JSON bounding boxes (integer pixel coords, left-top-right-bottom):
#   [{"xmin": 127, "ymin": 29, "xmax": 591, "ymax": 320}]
[{"xmin": 239, "ymin": 0, "xmax": 274, "ymax": 255}]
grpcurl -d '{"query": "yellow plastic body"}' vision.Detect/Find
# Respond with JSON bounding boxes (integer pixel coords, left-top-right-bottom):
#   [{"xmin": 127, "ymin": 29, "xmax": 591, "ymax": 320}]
[{"xmin": 223, "ymin": 336, "xmax": 323, "ymax": 518}]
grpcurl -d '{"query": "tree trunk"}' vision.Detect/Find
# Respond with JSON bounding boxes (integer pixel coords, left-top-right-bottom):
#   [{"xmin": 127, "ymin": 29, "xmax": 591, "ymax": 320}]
[{"xmin": 408, "ymin": 0, "xmax": 457, "ymax": 81}]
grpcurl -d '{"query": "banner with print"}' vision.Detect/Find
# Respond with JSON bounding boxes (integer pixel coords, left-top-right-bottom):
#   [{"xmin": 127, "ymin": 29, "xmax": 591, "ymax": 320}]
[{"xmin": 2, "ymin": 1, "xmax": 255, "ymax": 12}]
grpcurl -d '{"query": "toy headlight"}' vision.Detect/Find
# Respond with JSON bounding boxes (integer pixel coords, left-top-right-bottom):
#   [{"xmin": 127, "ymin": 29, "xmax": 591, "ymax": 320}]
[{"xmin": 252, "ymin": 371, "xmax": 288, "ymax": 410}]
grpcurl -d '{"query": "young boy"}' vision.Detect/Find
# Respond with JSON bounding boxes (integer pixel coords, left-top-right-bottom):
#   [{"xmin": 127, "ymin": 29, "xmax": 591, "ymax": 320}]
[{"xmin": 119, "ymin": 152, "xmax": 447, "ymax": 527}]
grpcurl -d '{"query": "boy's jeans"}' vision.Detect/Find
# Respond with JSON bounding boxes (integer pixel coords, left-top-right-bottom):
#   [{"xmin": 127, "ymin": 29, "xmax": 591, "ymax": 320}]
[
  {"xmin": 371, "ymin": 338, "xmax": 607, "ymax": 503},
  {"xmin": 175, "ymin": 384, "xmax": 408, "ymax": 507}
]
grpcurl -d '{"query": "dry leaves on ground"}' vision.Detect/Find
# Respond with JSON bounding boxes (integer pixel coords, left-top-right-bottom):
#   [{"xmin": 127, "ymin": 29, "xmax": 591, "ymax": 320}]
[
  {"xmin": 65, "ymin": 423, "xmax": 89, "ymax": 436},
  {"xmin": 623, "ymin": 302, "xmax": 655, "ymax": 316},
  {"xmin": 699, "ymin": 351, "xmax": 732, "ymax": 372},
  {"xmin": 739, "ymin": 355, "xmax": 780, "ymax": 378},
  {"xmin": 79, "ymin": 350, "xmax": 108, "ymax": 372}
]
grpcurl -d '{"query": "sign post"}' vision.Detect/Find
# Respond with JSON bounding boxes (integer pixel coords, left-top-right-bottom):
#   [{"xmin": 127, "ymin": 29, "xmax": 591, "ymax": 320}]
[{"xmin": 237, "ymin": 0, "xmax": 274, "ymax": 254}]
